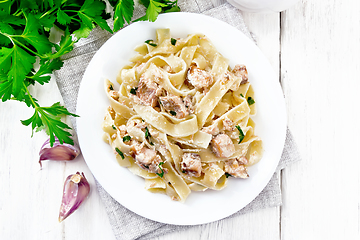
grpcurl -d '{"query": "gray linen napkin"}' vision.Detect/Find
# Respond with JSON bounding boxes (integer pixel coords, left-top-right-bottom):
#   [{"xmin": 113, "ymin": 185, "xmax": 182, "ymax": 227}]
[{"xmin": 54, "ymin": 1, "xmax": 301, "ymax": 239}]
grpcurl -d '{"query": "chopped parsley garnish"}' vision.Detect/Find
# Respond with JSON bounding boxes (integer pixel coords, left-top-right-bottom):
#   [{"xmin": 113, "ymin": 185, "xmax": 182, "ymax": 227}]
[
  {"xmin": 112, "ymin": 125, "xmax": 116, "ymax": 130},
  {"xmin": 156, "ymin": 162, "xmax": 165, "ymax": 178},
  {"xmin": 235, "ymin": 125, "xmax": 245, "ymax": 144},
  {"xmin": 145, "ymin": 127, "xmax": 151, "ymax": 140},
  {"xmin": 150, "ymin": 141, "xmax": 154, "ymax": 146},
  {"xmin": 247, "ymin": 97, "xmax": 255, "ymax": 106},
  {"xmin": 171, "ymin": 38, "xmax": 177, "ymax": 46},
  {"xmin": 225, "ymin": 173, "xmax": 232, "ymax": 178},
  {"xmin": 115, "ymin": 147, "xmax": 125, "ymax": 159},
  {"xmin": 170, "ymin": 110, "xmax": 177, "ymax": 116},
  {"xmin": 109, "ymin": 85, "xmax": 114, "ymax": 90},
  {"xmin": 145, "ymin": 40, "xmax": 157, "ymax": 47},
  {"xmin": 130, "ymin": 87, "xmax": 138, "ymax": 95},
  {"xmin": 123, "ymin": 135, "xmax": 131, "ymax": 142},
  {"xmin": 240, "ymin": 93, "xmax": 244, "ymax": 98}
]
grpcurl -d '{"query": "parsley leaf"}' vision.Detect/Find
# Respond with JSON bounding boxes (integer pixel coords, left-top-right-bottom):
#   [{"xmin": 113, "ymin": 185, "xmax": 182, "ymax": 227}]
[
  {"xmin": 170, "ymin": 110, "xmax": 176, "ymax": 116},
  {"xmin": 156, "ymin": 162, "xmax": 165, "ymax": 177},
  {"xmin": 137, "ymin": 0, "xmax": 179, "ymax": 22},
  {"xmin": 171, "ymin": 38, "xmax": 177, "ymax": 46},
  {"xmin": 21, "ymin": 101, "xmax": 79, "ymax": 146},
  {"xmin": 27, "ymin": 59, "xmax": 64, "ymax": 85},
  {"xmin": 247, "ymin": 97, "xmax": 255, "ymax": 106},
  {"xmin": 225, "ymin": 173, "xmax": 232, "ymax": 178},
  {"xmin": 115, "ymin": 147, "xmax": 125, "ymax": 159},
  {"xmin": 145, "ymin": 0, "xmax": 167, "ymax": 22},
  {"xmin": 235, "ymin": 125, "xmax": 245, "ymax": 144},
  {"xmin": 130, "ymin": 87, "xmax": 138, "ymax": 95},
  {"xmin": 112, "ymin": 0, "xmax": 135, "ymax": 32},
  {"xmin": 123, "ymin": 135, "xmax": 131, "ymax": 142},
  {"xmin": 145, "ymin": 39, "xmax": 157, "ymax": 47},
  {"xmin": 50, "ymin": 29, "xmax": 74, "ymax": 59},
  {"xmin": 19, "ymin": 14, "xmax": 53, "ymax": 55},
  {"xmin": 7, "ymin": 45, "xmax": 36, "ymax": 98},
  {"xmin": 145, "ymin": 126, "xmax": 151, "ymax": 139},
  {"xmin": 112, "ymin": 125, "xmax": 116, "ymax": 130},
  {"xmin": 240, "ymin": 93, "xmax": 244, "ymax": 98}
]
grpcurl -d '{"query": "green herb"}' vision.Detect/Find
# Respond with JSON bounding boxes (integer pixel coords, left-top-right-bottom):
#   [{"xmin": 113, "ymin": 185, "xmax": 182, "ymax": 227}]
[
  {"xmin": 123, "ymin": 135, "xmax": 131, "ymax": 142},
  {"xmin": 170, "ymin": 110, "xmax": 177, "ymax": 116},
  {"xmin": 171, "ymin": 38, "xmax": 177, "ymax": 46},
  {"xmin": 225, "ymin": 173, "xmax": 232, "ymax": 178},
  {"xmin": 150, "ymin": 141, "xmax": 154, "ymax": 146},
  {"xmin": 112, "ymin": 125, "xmax": 116, "ymax": 130},
  {"xmin": 136, "ymin": 0, "xmax": 180, "ymax": 22},
  {"xmin": 182, "ymin": 170, "xmax": 186, "ymax": 173},
  {"xmin": 115, "ymin": 147, "xmax": 125, "ymax": 159},
  {"xmin": 145, "ymin": 39, "xmax": 157, "ymax": 47},
  {"xmin": 240, "ymin": 93, "xmax": 244, "ymax": 98},
  {"xmin": 247, "ymin": 97, "xmax": 255, "ymax": 106},
  {"xmin": 156, "ymin": 162, "xmax": 165, "ymax": 177},
  {"xmin": 145, "ymin": 127, "xmax": 151, "ymax": 141},
  {"xmin": 0, "ymin": 0, "xmax": 179, "ymax": 147},
  {"xmin": 109, "ymin": 85, "xmax": 114, "ymax": 90},
  {"xmin": 235, "ymin": 125, "xmax": 245, "ymax": 144},
  {"xmin": 130, "ymin": 87, "xmax": 138, "ymax": 95}
]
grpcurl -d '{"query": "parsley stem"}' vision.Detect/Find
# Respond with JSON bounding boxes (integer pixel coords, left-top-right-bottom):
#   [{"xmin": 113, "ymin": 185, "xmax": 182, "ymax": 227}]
[
  {"xmin": 13, "ymin": 9, "xmax": 23, "ymax": 17},
  {"xmin": 40, "ymin": 7, "xmax": 58, "ymax": 19},
  {"xmin": 11, "ymin": 38, "xmax": 43, "ymax": 58},
  {"xmin": 23, "ymin": 82, "xmax": 38, "ymax": 109}
]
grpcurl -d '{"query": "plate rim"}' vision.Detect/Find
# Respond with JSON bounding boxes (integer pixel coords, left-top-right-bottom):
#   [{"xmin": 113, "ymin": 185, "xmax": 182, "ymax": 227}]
[{"xmin": 76, "ymin": 11, "xmax": 287, "ymax": 225}]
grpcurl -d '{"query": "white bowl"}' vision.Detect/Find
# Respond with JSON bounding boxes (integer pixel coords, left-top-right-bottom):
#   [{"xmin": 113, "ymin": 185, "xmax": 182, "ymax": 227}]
[{"xmin": 227, "ymin": 0, "xmax": 300, "ymax": 12}]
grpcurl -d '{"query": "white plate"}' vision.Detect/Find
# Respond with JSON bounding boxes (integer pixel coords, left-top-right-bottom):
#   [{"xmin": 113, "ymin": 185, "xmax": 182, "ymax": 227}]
[{"xmin": 77, "ymin": 12, "xmax": 286, "ymax": 225}]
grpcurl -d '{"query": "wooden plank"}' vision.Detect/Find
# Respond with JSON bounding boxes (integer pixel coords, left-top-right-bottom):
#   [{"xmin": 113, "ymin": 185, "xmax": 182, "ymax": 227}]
[{"xmin": 280, "ymin": 0, "xmax": 360, "ymax": 239}]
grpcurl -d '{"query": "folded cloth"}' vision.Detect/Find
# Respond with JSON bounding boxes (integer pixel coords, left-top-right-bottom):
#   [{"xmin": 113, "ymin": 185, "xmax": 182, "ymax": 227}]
[{"xmin": 54, "ymin": 1, "xmax": 301, "ymax": 239}]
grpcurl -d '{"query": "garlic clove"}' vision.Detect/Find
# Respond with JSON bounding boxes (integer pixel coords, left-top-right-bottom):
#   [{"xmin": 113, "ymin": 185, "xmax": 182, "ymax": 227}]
[
  {"xmin": 39, "ymin": 137, "xmax": 80, "ymax": 167},
  {"xmin": 59, "ymin": 172, "xmax": 90, "ymax": 222}
]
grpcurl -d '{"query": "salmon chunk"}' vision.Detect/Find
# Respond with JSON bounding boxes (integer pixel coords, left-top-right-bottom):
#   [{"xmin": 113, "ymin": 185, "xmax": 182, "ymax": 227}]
[
  {"xmin": 211, "ymin": 133, "xmax": 235, "ymax": 158},
  {"xmin": 232, "ymin": 64, "xmax": 248, "ymax": 85},
  {"xmin": 186, "ymin": 64, "xmax": 213, "ymax": 89},
  {"xmin": 224, "ymin": 158, "xmax": 249, "ymax": 178},
  {"xmin": 131, "ymin": 143, "xmax": 166, "ymax": 175},
  {"xmin": 181, "ymin": 153, "xmax": 202, "ymax": 177},
  {"xmin": 201, "ymin": 123, "xmax": 220, "ymax": 136},
  {"xmin": 183, "ymin": 95, "xmax": 194, "ymax": 114},
  {"xmin": 222, "ymin": 117, "xmax": 235, "ymax": 131},
  {"xmin": 136, "ymin": 75, "xmax": 162, "ymax": 107},
  {"xmin": 159, "ymin": 95, "xmax": 189, "ymax": 119}
]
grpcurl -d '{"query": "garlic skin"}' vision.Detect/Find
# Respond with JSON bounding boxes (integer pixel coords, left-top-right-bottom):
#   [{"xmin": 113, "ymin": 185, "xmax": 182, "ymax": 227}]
[
  {"xmin": 59, "ymin": 172, "xmax": 90, "ymax": 222},
  {"xmin": 39, "ymin": 137, "xmax": 80, "ymax": 167}
]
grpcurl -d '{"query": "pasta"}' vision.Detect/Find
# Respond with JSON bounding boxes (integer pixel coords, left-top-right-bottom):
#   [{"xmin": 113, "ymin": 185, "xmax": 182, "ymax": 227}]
[{"xmin": 102, "ymin": 29, "xmax": 263, "ymax": 202}]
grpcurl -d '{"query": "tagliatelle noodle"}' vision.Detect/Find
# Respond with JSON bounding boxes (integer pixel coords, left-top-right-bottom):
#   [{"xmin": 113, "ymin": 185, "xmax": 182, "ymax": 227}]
[{"xmin": 102, "ymin": 29, "xmax": 263, "ymax": 202}]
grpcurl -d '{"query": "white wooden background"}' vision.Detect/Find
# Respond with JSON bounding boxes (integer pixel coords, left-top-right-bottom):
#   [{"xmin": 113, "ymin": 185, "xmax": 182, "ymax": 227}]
[{"xmin": 1, "ymin": 0, "xmax": 360, "ymax": 239}]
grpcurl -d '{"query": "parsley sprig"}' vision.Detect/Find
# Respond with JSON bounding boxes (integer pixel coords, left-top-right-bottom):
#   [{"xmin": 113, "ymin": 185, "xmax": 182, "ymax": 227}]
[{"xmin": 0, "ymin": 0, "xmax": 180, "ymax": 147}]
